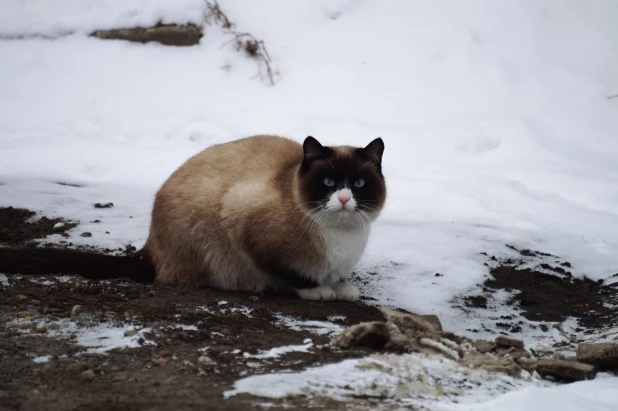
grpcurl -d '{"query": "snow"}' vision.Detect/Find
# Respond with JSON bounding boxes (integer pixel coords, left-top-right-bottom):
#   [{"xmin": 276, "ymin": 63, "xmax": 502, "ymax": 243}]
[
  {"xmin": 243, "ymin": 339, "xmax": 313, "ymax": 359},
  {"xmin": 444, "ymin": 377, "xmax": 618, "ymax": 411},
  {"xmin": 7, "ymin": 318, "xmax": 154, "ymax": 353},
  {"xmin": 276, "ymin": 314, "xmax": 344, "ymax": 336},
  {"xmin": 32, "ymin": 355, "xmax": 52, "ymax": 363},
  {"xmin": 1, "ymin": 0, "xmax": 618, "ymax": 408},
  {"xmin": 225, "ymin": 353, "xmax": 544, "ymax": 406}
]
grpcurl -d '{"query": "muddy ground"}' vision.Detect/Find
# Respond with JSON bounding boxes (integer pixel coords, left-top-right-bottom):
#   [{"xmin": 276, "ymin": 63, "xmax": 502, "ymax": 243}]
[{"xmin": 0, "ymin": 207, "xmax": 617, "ymax": 410}]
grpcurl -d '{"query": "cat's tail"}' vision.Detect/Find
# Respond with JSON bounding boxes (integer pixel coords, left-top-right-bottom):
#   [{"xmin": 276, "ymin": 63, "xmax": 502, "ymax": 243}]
[{"xmin": 0, "ymin": 247, "xmax": 155, "ymax": 283}]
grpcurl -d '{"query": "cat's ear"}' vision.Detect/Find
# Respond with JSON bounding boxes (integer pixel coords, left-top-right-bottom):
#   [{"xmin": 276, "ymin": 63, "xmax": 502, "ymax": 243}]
[
  {"xmin": 301, "ymin": 136, "xmax": 332, "ymax": 173},
  {"xmin": 362, "ymin": 137, "xmax": 385, "ymax": 165},
  {"xmin": 303, "ymin": 136, "xmax": 328, "ymax": 160}
]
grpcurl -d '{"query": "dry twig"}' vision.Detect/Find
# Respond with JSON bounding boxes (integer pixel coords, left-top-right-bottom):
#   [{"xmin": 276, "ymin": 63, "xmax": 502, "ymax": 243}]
[{"xmin": 205, "ymin": 0, "xmax": 278, "ymax": 86}]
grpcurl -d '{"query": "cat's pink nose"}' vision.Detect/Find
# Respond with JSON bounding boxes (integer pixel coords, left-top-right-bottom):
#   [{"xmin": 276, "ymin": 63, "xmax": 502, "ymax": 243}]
[{"xmin": 338, "ymin": 196, "xmax": 350, "ymax": 206}]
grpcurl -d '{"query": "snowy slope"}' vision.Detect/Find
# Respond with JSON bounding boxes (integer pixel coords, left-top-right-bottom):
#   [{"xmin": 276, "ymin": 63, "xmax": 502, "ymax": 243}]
[{"xmin": 1, "ymin": 0, "xmax": 618, "ymax": 408}]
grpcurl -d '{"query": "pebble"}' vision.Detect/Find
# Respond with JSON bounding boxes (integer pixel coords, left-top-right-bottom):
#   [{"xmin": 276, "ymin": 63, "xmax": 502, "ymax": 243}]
[
  {"xmin": 80, "ymin": 370, "xmax": 96, "ymax": 381},
  {"xmin": 35, "ymin": 326, "xmax": 48, "ymax": 334},
  {"xmin": 30, "ymin": 299, "xmax": 41, "ymax": 305},
  {"xmin": 249, "ymin": 295, "xmax": 259, "ymax": 302},
  {"xmin": 31, "ymin": 389, "xmax": 40, "ymax": 395},
  {"xmin": 124, "ymin": 330, "xmax": 139, "ymax": 337},
  {"xmin": 70, "ymin": 305, "xmax": 83, "ymax": 317},
  {"xmin": 152, "ymin": 358, "xmax": 168, "ymax": 366},
  {"xmin": 17, "ymin": 295, "xmax": 28, "ymax": 302},
  {"xmin": 198, "ymin": 355, "xmax": 213, "ymax": 364}
]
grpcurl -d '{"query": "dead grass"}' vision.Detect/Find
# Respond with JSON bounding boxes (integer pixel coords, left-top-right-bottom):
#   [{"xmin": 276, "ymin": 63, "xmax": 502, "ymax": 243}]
[{"xmin": 205, "ymin": 0, "xmax": 278, "ymax": 85}]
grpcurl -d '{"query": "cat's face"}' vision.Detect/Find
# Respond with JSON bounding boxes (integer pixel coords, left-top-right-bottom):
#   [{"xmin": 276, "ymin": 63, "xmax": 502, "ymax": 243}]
[{"xmin": 298, "ymin": 136, "xmax": 387, "ymax": 228}]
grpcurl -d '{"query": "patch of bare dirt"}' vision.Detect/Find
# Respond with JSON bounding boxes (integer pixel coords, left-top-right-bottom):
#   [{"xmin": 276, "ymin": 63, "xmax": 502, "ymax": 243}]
[
  {"xmin": 0, "ymin": 207, "xmax": 77, "ymax": 246},
  {"xmin": 91, "ymin": 23, "xmax": 203, "ymax": 46},
  {"xmin": 0, "ymin": 207, "xmax": 384, "ymax": 410}
]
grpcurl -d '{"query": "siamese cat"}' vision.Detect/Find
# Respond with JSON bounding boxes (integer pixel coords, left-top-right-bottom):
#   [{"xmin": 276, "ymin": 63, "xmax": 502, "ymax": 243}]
[{"xmin": 0, "ymin": 135, "xmax": 386, "ymax": 301}]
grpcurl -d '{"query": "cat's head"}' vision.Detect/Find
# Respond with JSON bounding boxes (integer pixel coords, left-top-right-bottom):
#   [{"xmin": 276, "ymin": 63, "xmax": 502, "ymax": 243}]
[{"xmin": 297, "ymin": 136, "xmax": 387, "ymax": 228}]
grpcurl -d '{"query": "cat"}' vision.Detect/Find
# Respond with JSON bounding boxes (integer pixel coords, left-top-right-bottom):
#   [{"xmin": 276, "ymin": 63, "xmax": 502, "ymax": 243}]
[{"xmin": 0, "ymin": 135, "xmax": 387, "ymax": 301}]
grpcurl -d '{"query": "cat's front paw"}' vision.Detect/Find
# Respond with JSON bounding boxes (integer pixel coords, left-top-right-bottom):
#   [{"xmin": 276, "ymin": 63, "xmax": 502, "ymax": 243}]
[
  {"xmin": 332, "ymin": 282, "xmax": 360, "ymax": 301},
  {"xmin": 296, "ymin": 285, "xmax": 337, "ymax": 301}
]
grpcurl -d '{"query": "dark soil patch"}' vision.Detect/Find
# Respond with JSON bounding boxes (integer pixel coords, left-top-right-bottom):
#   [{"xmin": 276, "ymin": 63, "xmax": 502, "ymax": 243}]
[
  {"xmin": 486, "ymin": 265, "xmax": 618, "ymax": 328},
  {"xmin": 0, "ymin": 207, "xmax": 77, "ymax": 246},
  {"xmin": 91, "ymin": 23, "xmax": 203, "ymax": 47},
  {"xmin": 464, "ymin": 295, "xmax": 488, "ymax": 309},
  {"xmin": 0, "ymin": 207, "xmax": 385, "ymax": 410}
]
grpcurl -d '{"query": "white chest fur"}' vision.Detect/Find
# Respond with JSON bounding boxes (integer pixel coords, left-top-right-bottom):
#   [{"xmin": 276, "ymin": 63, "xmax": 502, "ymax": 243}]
[{"xmin": 318, "ymin": 225, "xmax": 370, "ymax": 284}]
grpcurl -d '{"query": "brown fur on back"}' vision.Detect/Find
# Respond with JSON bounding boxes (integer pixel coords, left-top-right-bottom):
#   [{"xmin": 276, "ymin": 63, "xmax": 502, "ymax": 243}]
[
  {"xmin": 144, "ymin": 134, "xmax": 386, "ymax": 292},
  {"xmin": 145, "ymin": 136, "xmax": 318, "ymax": 290}
]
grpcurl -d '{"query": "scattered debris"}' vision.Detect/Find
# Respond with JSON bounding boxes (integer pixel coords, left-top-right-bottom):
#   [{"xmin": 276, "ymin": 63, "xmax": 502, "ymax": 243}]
[
  {"xmin": 332, "ymin": 322, "xmax": 390, "ymax": 350},
  {"xmin": 205, "ymin": 0, "xmax": 278, "ymax": 85}
]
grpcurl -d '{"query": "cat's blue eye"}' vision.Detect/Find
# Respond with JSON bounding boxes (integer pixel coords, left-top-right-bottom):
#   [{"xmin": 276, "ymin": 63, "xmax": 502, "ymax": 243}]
[
  {"xmin": 354, "ymin": 178, "xmax": 365, "ymax": 188},
  {"xmin": 323, "ymin": 177, "xmax": 335, "ymax": 187}
]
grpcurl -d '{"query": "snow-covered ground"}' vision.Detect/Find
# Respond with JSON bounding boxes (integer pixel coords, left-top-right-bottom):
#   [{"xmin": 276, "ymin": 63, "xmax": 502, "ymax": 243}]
[{"xmin": 1, "ymin": 0, "xmax": 618, "ymax": 409}]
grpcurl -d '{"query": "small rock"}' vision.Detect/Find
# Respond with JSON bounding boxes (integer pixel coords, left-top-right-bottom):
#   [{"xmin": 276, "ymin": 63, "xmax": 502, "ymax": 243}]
[
  {"xmin": 495, "ymin": 336, "xmax": 525, "ymax": 350},
  {"xmin": 30, "ymin": 299, "xmax": 41, "ymax": 305},
  {"xmin": 66, "ymin": 362, "xmax": 90, "ymax": 374},
  {"xmin": 153, "ymin": 358, "xmax": 168, "ymax": 366},
  {"xmin": 124, "ymin": 330, "xmax": 139, "ymax": 337},
  {"xmin": 94, "ymin": 202, "xmax": 114, "ymax": 209},
  {"xmin": 80, "ymin": 370, "xmax": 96, "ymax": 381},
  {"xmin": 17, "ymin": 311, "xmax": 31, "ymax": 316},
  {"xmin": 80, "ymin": 232, "xmax": 92, "ymax": 238},
  {"xmin": 31, "ymin": 389, "xmax": 40, "ymax": 395},
  {"xmin": 220, "ymin": 328, "xmax": 232, "ymax": 336},
  {"xmin": 535, "ymin": 359, "xmax": 597, "ymax": 382},
  {"xmin": 333, "ymin": 322, "xmax": 390, "ymax": 350},
  {"xmin": 208, "ymin": 346, "xmax": 234, "ymax": 357},
  {"xmin": 198, "ymin": 355, "xmax": 213, "ymax": 364},
  {"xmin": 40, "ymin": 364, "xmax": 53, "ymax": 374},
  {"xmin": 35, "ymin": 326, "xmax": 48, "ymax": 334},
  {"xmin": 577, "ymin": 343, "xmax": 618, "ymax": 371},
  {"xmin": 249, "ymin": 295, "xmax": 259, "ymax": 302},
  {"xmin": 17, "ymin": 295, "xmax": 28, "ymax": 302},
  {"xmin": 70, "ymin": 305, "xmax": 83, "ymax": 317}
]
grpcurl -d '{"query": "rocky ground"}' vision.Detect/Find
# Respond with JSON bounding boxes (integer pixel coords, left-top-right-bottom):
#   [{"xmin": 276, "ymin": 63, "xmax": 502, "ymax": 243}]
[{"xmin": 1, "ymin": 207, "xmax": 617, "ymax": 410}]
